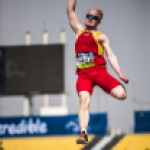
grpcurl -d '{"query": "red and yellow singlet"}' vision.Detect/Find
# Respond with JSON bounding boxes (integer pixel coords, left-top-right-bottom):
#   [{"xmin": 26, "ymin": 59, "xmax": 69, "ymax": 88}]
[{"xmin": 75, "ymin": 28, "xmax": 106, "ymax": 74}]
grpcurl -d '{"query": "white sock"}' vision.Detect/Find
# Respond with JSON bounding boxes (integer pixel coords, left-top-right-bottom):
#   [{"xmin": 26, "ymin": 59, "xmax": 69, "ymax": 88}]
[{"xmin": 81, "ymin": 129, "xmax": 87, "ymax": 134}]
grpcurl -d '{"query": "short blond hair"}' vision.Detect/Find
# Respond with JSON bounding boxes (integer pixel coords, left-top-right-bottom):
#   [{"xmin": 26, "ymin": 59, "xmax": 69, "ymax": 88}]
[{"xmin": 90, "ymin": 6, "xmax": 104, "ymax": 20}]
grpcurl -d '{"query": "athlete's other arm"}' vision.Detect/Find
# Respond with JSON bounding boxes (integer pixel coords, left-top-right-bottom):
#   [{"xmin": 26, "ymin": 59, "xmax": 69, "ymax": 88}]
[
  {"xmin": 66, "ymin": 0, "xmax": 83, "ymax": 33},
  {"xmin": 99, "ymin": 34, "xmax": 129, "ymax": 84}
]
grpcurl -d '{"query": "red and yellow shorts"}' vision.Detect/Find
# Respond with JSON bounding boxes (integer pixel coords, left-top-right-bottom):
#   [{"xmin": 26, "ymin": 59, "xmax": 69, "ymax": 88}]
[{"xmin": 76, "ymin": 68, "xmax": 121, "ymax": 95}]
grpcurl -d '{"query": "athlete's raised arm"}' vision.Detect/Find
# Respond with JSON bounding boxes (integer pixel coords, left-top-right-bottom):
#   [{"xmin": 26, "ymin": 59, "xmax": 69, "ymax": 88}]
[
  {"xmin": 66, "ymin": 0, "xmax": 83, "ymax": 33},
  {"xmin": 98, "ymin": 34, "xmax": 129, "ymax": 84}
]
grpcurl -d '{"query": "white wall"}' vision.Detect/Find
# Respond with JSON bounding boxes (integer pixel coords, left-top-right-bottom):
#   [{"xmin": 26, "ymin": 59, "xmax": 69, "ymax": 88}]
[
  {"xmin": 0, "ymin": 0, "xmax": 150, "ymax": 133},
  {"xmin": 0, "ymin": 0, "xmax": 2, "ymax": 42}
]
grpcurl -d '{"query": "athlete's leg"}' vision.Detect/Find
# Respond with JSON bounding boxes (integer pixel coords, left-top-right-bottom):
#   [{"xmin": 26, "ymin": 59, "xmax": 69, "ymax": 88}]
[
  {"xmin": 76, "ymin": 75, "xmax": 94, "ymax": 144},
  {"xmin": 94, "ymin": 69, "xmax": 127, "ymax": 100},
  {"xmin": 76, "ymin": 75, "xmax": 94, "ymax": 132},
  {"xmin": 78, "ymin": 91, "xmax": 91, "ymax": 132}
]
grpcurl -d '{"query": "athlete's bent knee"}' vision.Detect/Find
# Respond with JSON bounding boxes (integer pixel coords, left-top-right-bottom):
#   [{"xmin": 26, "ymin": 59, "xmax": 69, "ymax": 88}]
[
  {"xmin": 118, "ymin": 91, "xmax": 127, "ymax": 100},
  {"xmin": 110, "ymin": 85, "xmax": 127, "ymax": 100},
  {"xmin": 119, "ymin": 85, "xmax": 127, "ymax": 100}
]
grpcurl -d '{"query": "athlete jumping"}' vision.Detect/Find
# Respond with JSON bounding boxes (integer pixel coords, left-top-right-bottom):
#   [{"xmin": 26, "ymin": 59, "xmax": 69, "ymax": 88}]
[{"xmin": 66, "ymin": 0, "xmax": 129, "ymax": 144}]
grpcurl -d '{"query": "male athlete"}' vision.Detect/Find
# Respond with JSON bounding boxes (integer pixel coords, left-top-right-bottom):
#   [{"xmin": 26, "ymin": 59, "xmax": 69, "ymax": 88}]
[{"xmin": 67, "ymin": 0, "xmax": 129, "ymax": 144}]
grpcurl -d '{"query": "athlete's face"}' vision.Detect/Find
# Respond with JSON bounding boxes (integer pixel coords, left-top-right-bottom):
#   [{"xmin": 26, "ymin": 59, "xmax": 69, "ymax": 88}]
[{"xmin": 85, "ymin": 9, "xmax": 101, "ymax": 29}]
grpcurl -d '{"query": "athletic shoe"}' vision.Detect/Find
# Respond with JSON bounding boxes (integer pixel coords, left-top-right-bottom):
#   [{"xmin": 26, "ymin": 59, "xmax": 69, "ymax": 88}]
[{"xmin": 76, "ymin": 131, "xmax": 88, "ymax": 144}]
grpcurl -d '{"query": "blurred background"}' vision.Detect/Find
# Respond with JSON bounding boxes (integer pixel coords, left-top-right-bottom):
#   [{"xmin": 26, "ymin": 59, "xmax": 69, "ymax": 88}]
[{"xmin": 0, "ymin": 0, "xmax": 150, "ymax": 150}]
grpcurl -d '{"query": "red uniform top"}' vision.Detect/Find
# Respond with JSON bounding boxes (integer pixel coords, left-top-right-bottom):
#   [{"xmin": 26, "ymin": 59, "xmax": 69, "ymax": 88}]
[{"xmin": 75, "ymin": 28, "xmax": 106, "ymax": 75}]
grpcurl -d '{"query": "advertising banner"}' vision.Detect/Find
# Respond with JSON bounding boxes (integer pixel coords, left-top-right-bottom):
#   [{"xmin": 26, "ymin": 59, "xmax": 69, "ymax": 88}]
[{"xmin": 0, "ymin": 113, "xmax": 107, "ymax": 138}]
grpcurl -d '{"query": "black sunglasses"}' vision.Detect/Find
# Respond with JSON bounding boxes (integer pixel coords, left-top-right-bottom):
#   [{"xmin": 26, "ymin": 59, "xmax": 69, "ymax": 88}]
[{"xmin": 86, "ymin": 14, "xmax": 99, "ymax": 21}]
